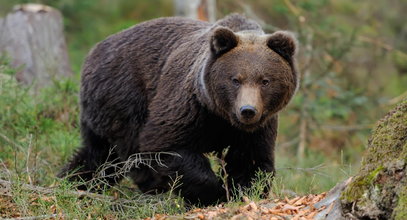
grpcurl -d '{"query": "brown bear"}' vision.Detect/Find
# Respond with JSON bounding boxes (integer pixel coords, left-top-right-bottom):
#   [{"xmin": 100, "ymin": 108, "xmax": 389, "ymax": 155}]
[{"xmin": 59, "ymin": 14, "xmax": 299, "ymax": 206}]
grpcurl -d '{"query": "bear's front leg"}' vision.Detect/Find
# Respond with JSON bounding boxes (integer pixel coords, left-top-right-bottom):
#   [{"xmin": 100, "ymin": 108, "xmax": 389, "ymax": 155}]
[
  {"xmin": 225, "ymin": 117, "xmax": 277, "ymax": 191},
  {"xmin": 164, "ymin": 149, "xmax": 226, "ymax": 205}
]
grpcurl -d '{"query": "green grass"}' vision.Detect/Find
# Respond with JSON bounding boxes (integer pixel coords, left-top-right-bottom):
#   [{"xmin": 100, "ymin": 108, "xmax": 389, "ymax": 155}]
[
  {"xmin": 0, "ymin": 59, "xmax": 357, "ymax": 219},
  {"xmin": 275, "ymin": 151, "xmax": 356, "ymax": 195}
]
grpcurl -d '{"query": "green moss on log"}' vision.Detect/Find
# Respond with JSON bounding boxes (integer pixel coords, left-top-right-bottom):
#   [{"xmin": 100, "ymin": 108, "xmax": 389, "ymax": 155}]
[
  {"xmin": 394, "ymin": 186, "xmax": 407, "ymax": 220},
  {"xmin": 341, "ymin": 100, "xmax": 407, "ymax": 219}
]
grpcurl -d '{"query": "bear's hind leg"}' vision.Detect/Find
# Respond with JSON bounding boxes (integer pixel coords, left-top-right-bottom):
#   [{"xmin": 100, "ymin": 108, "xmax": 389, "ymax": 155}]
[{"xmin": 58, "ymin": 123, "xmax": 123, "ymax": 191}]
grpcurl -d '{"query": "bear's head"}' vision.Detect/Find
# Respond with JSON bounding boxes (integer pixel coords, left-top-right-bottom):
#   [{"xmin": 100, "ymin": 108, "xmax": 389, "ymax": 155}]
[{"xmin": 201, "ymin": 27, "xmax": 298, "ymax": 131}]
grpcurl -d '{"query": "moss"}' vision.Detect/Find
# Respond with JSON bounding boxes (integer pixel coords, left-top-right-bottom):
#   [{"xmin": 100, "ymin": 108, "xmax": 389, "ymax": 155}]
[
  {"xmin": 362, "ymin": 101, "xmax": 407, "ymax": 169},
  {"xmin": 341, "ymin": 100, "xmax": 407, "ymax": 219},
  {"xmin": 394, "ymin": 186, "xmax": 407, "ymax": 220},
  {"xmin": 341, "ymin": 166, "xmax": 383, "ymax": 202}
]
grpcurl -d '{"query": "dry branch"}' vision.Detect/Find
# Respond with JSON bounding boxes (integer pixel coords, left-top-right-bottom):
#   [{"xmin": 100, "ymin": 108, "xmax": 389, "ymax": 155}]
[
  {"xmin": 2, "ymin": 214, "xmax": 58, "ymax": 220},
  {"xmin": 0, "ymin": 179, "xmax": 134, "ymax": 205}
]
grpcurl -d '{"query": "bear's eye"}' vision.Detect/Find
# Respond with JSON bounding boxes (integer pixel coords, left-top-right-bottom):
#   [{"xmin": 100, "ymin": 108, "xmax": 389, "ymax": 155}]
[
  {"xmin": 262, "ymin": 79, "xmax": 270, "ymax": 86},
  {"xmin": 232, "ymin": 78, "xmax": 240, "ymax": 86}
]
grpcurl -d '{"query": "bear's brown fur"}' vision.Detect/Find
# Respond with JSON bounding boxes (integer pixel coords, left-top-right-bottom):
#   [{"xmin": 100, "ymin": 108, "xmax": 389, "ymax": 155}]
[{"xmin": 59, "ymin": 14, "xmax": 299, "ymax": 206}]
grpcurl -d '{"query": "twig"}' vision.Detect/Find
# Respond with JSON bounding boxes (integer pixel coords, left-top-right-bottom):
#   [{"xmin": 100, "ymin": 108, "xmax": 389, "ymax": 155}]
[
  {"xmin": 387, "ymin": 91, "xmax": 407, "ymax": 105},
  {"xmin": 219, "ymin": 150, "xmax": 230, "ymax": 202},
  {"xmin": 358, "ymin": 35, "xmax": 393, "ymax": 51},
  {"xmin": 0, "ymin": 160, "xmax": 12, "ymax": 179},
  {"xmin": 297, "ymin": 116, "xmax": 307, "ymax": 160},
  {"xmin": 278, "ymin": 163, "xmax": 325, "ymax": 170},
  {"xmin": 277, "ymin": 164, "xmax": 329, "ymax": 177},
  {"xmin": 84, "ymin": 151, "xmax": 180, "ymax": 187},
  {"xmin": 283, "ymin": 0, "xmax": 301, "ymax": 16},
  {"xmin": 277, "ymin": 137, "xmax": 299, "ymax": 149},
  {"xmin": 0, "ymin": 132, "xmax": 25, "ymax": 151},
  {"xmin": 320, "ymin": 124, "xmax": 371, "ymax": 131},
  {"xmin": 167, "ymin": 174, "xmax": 183, "ymax": 200},
  {"xmin": 2, "ymin": 214, "xmax": 58, "ymax": 220},
  {"xmin": 26, "ymin": 134, "xmax": 33, "ymax": 185}
]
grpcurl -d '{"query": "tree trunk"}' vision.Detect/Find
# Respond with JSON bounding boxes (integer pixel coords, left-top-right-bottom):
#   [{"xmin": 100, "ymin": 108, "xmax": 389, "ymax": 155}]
[
  {"xmin": 0, "ymin": 4, "xmax": 72, "ymax": 88},
  {"xmin": 340, "ymin": 100, "xmax": 407, "ymax": 219},
  {"xmin": 174, "ymin": 0, "xmax": 216, "ymax": 22}
]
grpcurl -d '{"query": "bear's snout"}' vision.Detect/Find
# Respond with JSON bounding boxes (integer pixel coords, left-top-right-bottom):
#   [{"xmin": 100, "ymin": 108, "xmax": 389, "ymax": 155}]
[
  {"xmin": 240, "ymin": 105, "xmax": 257, "ymax": 119},
  {"xmin": 235, "ymin": 85, "xmax": 263, "ymax": 125}
]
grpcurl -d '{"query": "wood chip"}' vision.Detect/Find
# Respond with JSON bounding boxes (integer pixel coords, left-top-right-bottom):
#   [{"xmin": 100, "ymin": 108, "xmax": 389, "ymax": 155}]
[
  {"xmin": 306, "ymin": 211, "xmax": 318, "ymax": 219},
  {"xmin": 282, "ymin": 204, "xmax": 299, "ymax": 211},
  {"xmin": 294, "ymin": 196, "xmax": 307, "ymax": 206},
  {"xmin": 288, "ymin": 196, "xmax": 300, "ymax": 205}
]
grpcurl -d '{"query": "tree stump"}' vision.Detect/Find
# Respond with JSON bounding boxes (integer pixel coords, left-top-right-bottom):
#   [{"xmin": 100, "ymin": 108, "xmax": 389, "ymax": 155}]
[
  {"xmin": 341, "ymin": 100, "xmax": 407, "ymax": 219},
  {"xmin": 0, "ymin": 4, "xmax": 72, "ymax": 88}
]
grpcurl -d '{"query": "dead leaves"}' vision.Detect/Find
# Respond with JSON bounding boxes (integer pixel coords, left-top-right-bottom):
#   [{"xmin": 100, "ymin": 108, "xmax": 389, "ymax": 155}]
[
  {"xmin": 259, "ymin": 193, "xmax": 328, "ymax": 220},
  {"xmin": 0, "ymin": 195, "xmax": 21, "ymax": 218},
  {"xmin": 147, "ymin": 193, "xmax": 328, "ymax": 220}
]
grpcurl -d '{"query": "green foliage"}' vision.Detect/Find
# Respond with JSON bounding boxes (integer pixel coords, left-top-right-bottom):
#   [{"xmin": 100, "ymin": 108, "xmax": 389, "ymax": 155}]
[
  {"xmin": 0, "ymin": 55, "xmax": 19, "ymax": 76},
  {"xmin": 0, "ymin": 60, "xmax": 79, "ymax": 182}
]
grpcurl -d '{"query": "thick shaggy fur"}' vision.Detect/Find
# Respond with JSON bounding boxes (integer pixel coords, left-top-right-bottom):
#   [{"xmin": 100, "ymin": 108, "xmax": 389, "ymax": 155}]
[{"xmin": 59, "ymin": 14, "xmax": 298, "ymax": 206}]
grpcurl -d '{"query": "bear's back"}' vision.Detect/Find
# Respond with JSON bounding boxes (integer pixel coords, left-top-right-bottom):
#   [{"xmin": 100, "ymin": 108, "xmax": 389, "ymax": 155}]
[{"xmin": 82, "ymin": 17, "xmax": 211, "ymax": 78}]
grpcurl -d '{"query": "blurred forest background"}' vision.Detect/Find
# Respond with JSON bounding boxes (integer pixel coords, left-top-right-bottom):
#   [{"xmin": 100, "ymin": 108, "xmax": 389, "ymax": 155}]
[{"xmin": 0, "ymin": 0, "xmax": 406, "ymax": 218}]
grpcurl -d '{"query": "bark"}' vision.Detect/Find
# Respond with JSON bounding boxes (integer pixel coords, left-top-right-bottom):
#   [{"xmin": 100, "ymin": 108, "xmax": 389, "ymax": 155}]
[
  {"xmin": 0, "ymin": 4, "xmax": 72, "ymax": 88},
  {"xmin": 340, "ymin": 100, "xmax": 407, "ymax": 219}
]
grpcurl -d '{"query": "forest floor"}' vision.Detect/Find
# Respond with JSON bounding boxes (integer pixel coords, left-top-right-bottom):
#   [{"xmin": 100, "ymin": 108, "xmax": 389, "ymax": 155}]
[
  {"xmin": 0, "ymin": 190, "xmax": 328, "ymax": 220},
  {"xmin": 0, "ymin": 177, "xmax": 351, "ymax": 220}
]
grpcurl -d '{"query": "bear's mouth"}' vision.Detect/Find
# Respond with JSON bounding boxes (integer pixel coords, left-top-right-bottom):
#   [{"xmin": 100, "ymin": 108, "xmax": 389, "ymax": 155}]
[{"xmin": 230, "ymin": 113, "xmax": 264, "ymax": 132}]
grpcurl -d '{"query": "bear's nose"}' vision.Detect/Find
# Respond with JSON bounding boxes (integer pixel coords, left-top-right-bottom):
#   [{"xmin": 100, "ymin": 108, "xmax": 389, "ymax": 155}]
[{"xmin": 240, "ymin": 105, "xmax": 257, "ymax": 119}]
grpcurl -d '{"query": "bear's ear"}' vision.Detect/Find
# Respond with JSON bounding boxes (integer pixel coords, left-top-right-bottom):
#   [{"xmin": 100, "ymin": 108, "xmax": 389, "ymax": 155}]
[
  {"xmin": 267, "ymin": 31, "xmax": 298, "ymax": 62},
  {"xmin": 210, "ymin": 27, "xmax": 238, "ymax": 57}
]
